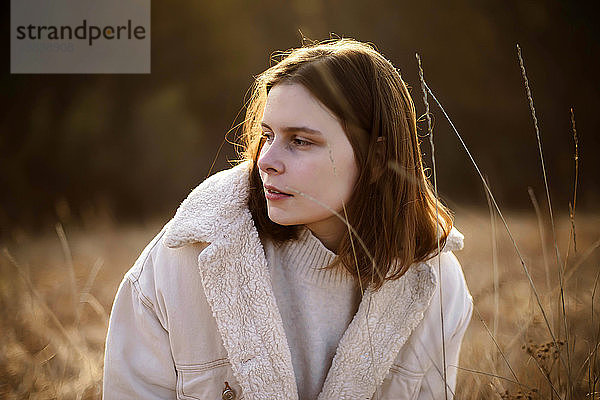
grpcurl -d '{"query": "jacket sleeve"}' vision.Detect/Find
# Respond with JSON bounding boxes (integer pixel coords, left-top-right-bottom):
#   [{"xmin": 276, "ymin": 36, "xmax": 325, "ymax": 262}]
[
  {"xmin": 417, "ymin": 254, "xmax": 473, "ymax": 400},
  {"xmin": 416, "ymin": 291, "xmax": 473, "ymax": 400},
  {"xmin": 102, "ymin": 234, "xmax": 177, "ymax": 399}
]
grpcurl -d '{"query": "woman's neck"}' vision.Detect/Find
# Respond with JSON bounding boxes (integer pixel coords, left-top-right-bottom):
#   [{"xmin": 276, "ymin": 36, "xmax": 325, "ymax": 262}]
[{"xmin": 304, "ymin": 217, "xmax": 348, "ymax": 254}]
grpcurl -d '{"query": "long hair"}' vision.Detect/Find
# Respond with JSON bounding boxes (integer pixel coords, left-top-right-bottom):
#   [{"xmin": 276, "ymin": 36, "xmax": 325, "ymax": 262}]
[{"xmin": 237, "ymin": 37, "xmax": 453, "ymax": 291}]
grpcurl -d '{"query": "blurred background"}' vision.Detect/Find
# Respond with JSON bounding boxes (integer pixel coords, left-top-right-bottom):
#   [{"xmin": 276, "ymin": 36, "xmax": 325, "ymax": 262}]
[
  {"xmin": 1, "ymin": 1, "xmax": 599, "ymax": 398},
  {"xmin": 1, "ymin": 0, "xmax": 598, "ymax": 239}
]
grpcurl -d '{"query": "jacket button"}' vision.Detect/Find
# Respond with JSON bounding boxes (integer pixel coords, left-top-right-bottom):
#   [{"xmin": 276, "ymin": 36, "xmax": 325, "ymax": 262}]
[{"xmin": 222, "ymin": 381, "xmax": 236, "ymax": 400}]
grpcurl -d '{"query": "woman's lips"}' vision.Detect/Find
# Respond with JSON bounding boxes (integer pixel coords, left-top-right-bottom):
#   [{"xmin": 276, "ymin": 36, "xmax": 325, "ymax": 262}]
[{"xmin": 264, "ymin": 186, "xmax": 293, "ymax": 200}]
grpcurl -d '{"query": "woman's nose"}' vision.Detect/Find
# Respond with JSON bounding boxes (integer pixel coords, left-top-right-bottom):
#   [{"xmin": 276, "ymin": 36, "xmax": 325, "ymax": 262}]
[{"xmin": 257, "ymin": 140, "xmax": 285, "ymax": 175}]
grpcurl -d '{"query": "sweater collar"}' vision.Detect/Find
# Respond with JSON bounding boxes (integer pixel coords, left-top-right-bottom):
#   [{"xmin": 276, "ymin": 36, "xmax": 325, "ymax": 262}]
[
  {"xmin": 163, "ymin": 161, "xmax": 464, "ymax": 400},
  {"xmin": 269, "ymin": 226, "xmax": 357, "ymax": 287}
]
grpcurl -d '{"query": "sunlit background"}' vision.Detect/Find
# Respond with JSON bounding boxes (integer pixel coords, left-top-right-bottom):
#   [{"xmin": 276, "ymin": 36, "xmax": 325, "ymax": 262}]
[
  {"xmin": 2, "ymin": 0, "xmax": 599, "ymax": 236},
  {"xmin": 1, "ymin": 1, "xmax": 599, "ymax": 398}
]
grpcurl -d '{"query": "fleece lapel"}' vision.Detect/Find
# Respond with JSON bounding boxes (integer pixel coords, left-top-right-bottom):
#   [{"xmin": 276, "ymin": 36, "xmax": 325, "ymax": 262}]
[
  {"xmin": 318, "ymin": 228, "xmax": 463, "ymax": 399},
  {"xmin": 318, "ymin": 261, "xmax": 437, "ymax": 399},
  {"xmin": 163, "ymin": 161, "xmax": 298, "ymax": 400},
  {"xmin": 319, "ymin": 228, "xmax": 463, "ymax": 400}
]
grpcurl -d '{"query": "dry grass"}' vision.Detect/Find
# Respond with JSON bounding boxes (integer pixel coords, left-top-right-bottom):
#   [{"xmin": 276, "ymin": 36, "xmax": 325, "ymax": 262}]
[
  {"xmin": 414, "ymin": 45, "xmax": 599, "ymax": 399},
  {"xmin": 454, "ymin": 207, "xmax": 600, "ymax": 399},
  {"xmin": 0, "ymin": 209, "xmax": 597, "ymax": 399},
  {"xmin": 0, "ymin": 218, "xmax": 163, "ymax": 399}
]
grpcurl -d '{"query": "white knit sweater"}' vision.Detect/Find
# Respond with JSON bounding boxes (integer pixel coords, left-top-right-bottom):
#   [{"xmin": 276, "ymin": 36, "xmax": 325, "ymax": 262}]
[{"xmin": 262, "ymin": 227, "xmax": 363, "ymax": 400}]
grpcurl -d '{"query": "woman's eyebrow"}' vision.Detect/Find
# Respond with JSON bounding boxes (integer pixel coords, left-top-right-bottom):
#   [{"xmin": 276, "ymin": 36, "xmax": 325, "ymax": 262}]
[{"xmin": 261, "ymin": 122, "xmax": 323, "ymax": 136}]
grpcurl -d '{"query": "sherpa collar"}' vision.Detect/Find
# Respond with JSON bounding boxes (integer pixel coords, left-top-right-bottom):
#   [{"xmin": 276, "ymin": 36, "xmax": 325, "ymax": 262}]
[{"xmin": 163, "ymin": 161, "xmax": 464, "ymax": 400}]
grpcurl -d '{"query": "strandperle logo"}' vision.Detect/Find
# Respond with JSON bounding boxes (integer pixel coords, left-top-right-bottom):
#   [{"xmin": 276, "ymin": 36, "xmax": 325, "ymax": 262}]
[
  {"xmin": 15, "ymin": 19, "xmax": 147, "ymax": 46},
  {"xmin": 11, "ymin": 0, "xmax": 150, "ymax": 74}
]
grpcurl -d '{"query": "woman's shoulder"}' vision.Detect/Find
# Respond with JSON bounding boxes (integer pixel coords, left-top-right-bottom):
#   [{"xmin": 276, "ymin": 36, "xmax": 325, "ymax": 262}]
[
  {"xmin": 436, "ymin": 251, "xmax": 471, "ymax": 299},
  {"xmin": 421, "ymin": 227, "xmax": 472, "ymax": 309},
  {"xmin": 425, "ymin": 227, "xmax": 468, "ymax": 290},
  {"xmin": 411, "ymin": 244, "xmax": 472, "ymax": 349},
  {"xmin": 121, "ymin": 221, "xmax": 210, "ymax": 308},
  {"xmin": 122, "ymin": 161, "xmax": 255, "ymax": 298}
]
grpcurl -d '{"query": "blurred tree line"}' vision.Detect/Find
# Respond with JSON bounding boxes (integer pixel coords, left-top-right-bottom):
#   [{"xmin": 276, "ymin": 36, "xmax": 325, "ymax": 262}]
[{"xmin": 1, "ymin": 0, "xmax": 598, "ymax": 239}]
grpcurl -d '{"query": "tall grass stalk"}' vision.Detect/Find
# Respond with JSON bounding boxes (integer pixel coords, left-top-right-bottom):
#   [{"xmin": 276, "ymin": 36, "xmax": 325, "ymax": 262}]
[
  {"xmin": 76, "ymin": 258, "xmax": 107, "ymax": 327},
  {"xmin": 484, "ymin": 176, "xmax": 500, "ymax": 337},
  {"xmin": 418, "ymin": 74, "xmax": 565, "ymax": 399},
  {"xmin": 2, "ymin": 248, "xmax": 94, "ymax": 373},
  {"xmin": 326, "ymin": 140, "xmax": 379, "ymax": 398},
  {"xmin": 517, "ymin": 44, "xmax": 573, "ymax": 398},
  {"xmin": 455, "ymin": 365, "xmax": 532, "ymax": 391},
  {"xmin": 528, "ymin": 187, "xmax": 552, "ymax": 293},
  {"xmin": 473, "ymin": 304, "xmax": 519, "ymax": 384},
  {"xmin": 416, "ymin": 52, "xmax": 449, "ymax": 400},
  {"xmin": 568, "ymin": 108, "xmax": 579, "ymax": 255},
  {"xmin": 562, "ymin": 109, "xmax": 579, "ymax": 310},
  {"xmin": 55, "ymin": 223, "xmax": 79, "ymax": 320}
]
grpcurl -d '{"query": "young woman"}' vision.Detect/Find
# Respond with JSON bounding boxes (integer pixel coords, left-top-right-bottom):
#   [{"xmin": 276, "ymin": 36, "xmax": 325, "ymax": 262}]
[{"xmin": 103, "ymin": 38, "xmax": 473, "ymax": 400}]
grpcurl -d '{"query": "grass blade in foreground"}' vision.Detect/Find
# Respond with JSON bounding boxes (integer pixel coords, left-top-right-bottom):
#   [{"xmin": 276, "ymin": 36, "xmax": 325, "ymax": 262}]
[
  {"xmin": 416, "ymin": 53, "xmax": 448, "ymax": 400},
  {"xmin": 417, "ymin": 73, "xmax": 567, "ymax": 400}
]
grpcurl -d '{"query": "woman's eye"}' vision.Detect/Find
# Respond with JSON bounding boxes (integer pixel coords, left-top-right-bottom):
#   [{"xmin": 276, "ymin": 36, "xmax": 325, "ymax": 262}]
[
  {"xmin": 261, "ymin": 132, "xmax": 311, "ymax": 148},
  {"xmin": 292, "ymin": 137, "xmax": 312, "ymax": 147}
]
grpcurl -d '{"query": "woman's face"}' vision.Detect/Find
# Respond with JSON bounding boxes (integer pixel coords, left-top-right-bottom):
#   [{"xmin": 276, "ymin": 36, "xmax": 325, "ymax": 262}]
[{"xmin": 257, "ymin": 82, "xmax": 359, "ymax": 247}]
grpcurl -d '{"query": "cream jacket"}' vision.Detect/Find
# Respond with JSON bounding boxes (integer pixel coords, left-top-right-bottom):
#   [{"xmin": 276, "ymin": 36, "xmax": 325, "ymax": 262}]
[{"xmin": 103, "ymin": 161, "xmax": 473, "ymax": 400}]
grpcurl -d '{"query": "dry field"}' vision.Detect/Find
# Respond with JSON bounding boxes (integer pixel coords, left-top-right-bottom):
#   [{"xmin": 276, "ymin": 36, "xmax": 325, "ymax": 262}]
[{"xmin": 1, "ymin": 207, "xmax": 598, "ymax": 399}]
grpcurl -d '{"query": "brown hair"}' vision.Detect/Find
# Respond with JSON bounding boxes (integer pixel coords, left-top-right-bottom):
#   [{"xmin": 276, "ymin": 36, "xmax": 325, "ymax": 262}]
[{"xmin": 237, "ymin": 37, "xmax": 453, "ymax": 291}]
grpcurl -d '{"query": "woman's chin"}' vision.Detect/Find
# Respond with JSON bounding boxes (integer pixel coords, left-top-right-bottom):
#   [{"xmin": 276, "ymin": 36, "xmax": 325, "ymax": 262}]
[
  {"xmin": 267, "ymin": 211, "xmax": 301, "ymax": 226},
  {"xmin": 268, "ymin": 217, "xmax": 297, "ymax": 226}
]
